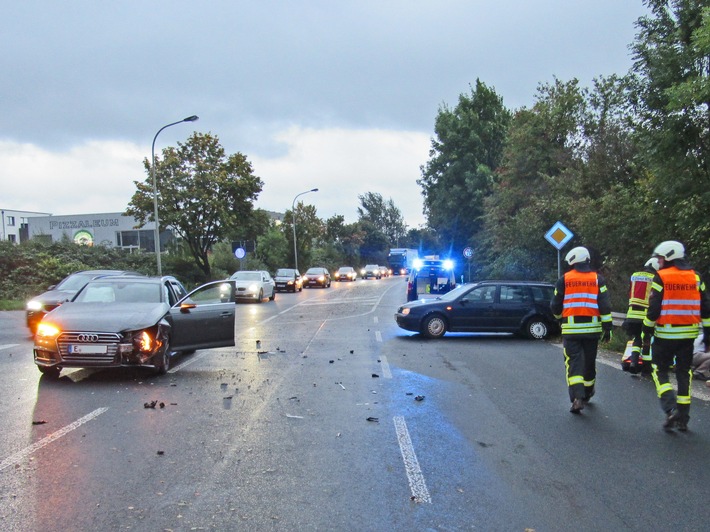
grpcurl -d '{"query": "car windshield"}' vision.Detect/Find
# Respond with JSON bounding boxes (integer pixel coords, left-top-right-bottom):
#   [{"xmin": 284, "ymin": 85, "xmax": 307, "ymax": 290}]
[
  {"xmin": 338, "ymin": 268, "xmax": 351, "ymax": 273},
  {"xmin": 231, "ymin": 272, "xmax": 261, "ymax": 281},
  {"xmin": 55, "ymin": 272, "xmax": 98, "ymax": 291},
  {"xmin": 276, "ymin": 269, "xmax": 294, "ymax": 277},
  {"xmin": 74, "ymin": 281, "xmax": 163, "ymax": 303},
  {"xmin": 306, "ymin": 268, "xmax": 322, "ymax": 275},
  {"xmin": 432, "ymin": 283, "xmax": 472, "ymax": 302}
]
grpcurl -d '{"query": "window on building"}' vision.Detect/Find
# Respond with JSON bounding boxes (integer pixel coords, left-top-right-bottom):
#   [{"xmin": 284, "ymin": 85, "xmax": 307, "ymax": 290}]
[
  {"xmin": 7, "ymin": 216, "xmax": 15, "ymax": 226},
  {"xmin": 8, "ymin": 234, "xmax": 16, "ymax": 243},
  {"xmin": 117, "ymin": 230, "xmax": 155, "ymax": 252}
]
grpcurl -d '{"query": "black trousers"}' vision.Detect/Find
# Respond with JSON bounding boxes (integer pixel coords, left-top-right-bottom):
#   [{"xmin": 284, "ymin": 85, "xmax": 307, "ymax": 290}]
[
  {"xmin": 563, "ymin": 336, "xmax": 599, "ymax": 402},
  {"xmin": 651, "ymin": 337, "xmax": 694, "ymax": 423}
]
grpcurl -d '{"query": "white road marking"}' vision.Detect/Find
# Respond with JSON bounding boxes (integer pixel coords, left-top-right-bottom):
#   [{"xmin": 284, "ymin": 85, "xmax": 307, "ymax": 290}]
[
  {"xmin": 373, "ymin": 316, "xmax": 379, "ymax": 324},
  {"xmin": 375, "ymin": 331, "xmax": 382, "ymax": 343},
  {"xmin": 393, "ymin": 416, "xmax": 431, "ymax": 504},
  {"xmin": 380, "ymin": 356, "xmax": 392, "ymax": 379},
  {"xmin": 0, "ymin": 344, "xmax": 19, "ymax": 351},
  {"xmin": 168, "ymin": 351, "xmax": 210, "ymax": 373},
  {"xmin": 0, "ymin": 407, "xmax": 108, "ymax": 472}
]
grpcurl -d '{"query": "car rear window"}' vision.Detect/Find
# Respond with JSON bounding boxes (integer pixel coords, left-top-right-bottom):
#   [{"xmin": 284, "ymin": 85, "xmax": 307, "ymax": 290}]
[{"xmin": 530, "ymin": 285, "xmax": 554, "ymax": 303}]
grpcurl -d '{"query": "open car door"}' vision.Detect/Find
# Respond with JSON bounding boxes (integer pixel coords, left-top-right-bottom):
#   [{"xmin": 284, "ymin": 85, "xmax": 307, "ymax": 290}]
[{"xmin": 169, "ymin": 281, "xmax": 236, "ymax": 351}]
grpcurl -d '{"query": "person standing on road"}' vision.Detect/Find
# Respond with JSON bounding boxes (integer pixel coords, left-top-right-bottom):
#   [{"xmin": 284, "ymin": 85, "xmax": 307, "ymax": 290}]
[
  {"xmin": 642, "ymin": 240, "xmax": 710, "ymax": 431},
  {"xmin": 622, "ymin": 257, "xmax": 660, "ymax": 374},
  {"xmin": 551, "ymin": 246, "xmax": 613, "ymax": 414}
]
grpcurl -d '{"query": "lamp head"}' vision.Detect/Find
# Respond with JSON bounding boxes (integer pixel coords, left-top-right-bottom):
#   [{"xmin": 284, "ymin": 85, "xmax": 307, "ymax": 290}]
[{"xmin": 183, "ymin": 115, "xmax": 199, "ymax": 122}]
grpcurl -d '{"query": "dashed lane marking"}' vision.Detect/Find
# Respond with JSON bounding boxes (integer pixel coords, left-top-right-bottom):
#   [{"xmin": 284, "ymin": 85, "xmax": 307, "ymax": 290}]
[
  {"xmin": 394, "ymin": 416, "xmax": 431, "ymax": 504},
  {"xmin": 0, "ymin": 344, "xmax": 19, "ymax": 351},
  {"xmin": 380, "ymin": 356, "xmax": 392, "ymax": 379}
]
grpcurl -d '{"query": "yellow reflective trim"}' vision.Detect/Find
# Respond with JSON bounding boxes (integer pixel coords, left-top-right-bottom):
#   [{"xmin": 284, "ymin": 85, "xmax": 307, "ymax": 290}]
[
  {"xmin": 568, "ymin": 375, "xmax": 585, "ymax": 386},
  {"xmin": 656, "ymin": 383, "xmax": 673, "ymax": 397},
  {"xmin": 677, "ymin": 396, "xmax": 691, "ymax": 405}
]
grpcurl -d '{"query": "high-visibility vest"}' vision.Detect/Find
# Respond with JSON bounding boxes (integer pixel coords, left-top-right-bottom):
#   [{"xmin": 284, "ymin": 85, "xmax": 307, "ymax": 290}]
[
  {"xmin": 561, "ymin": 270, "xmax": 603, "ymax": 335},
  {"xmin": 562, "ymin": 270, "xmax": 600, "ymax": 318},
  {"xmin": 654, "ymin": 266, "xmax": 701, "ymax": 339},
  {"xmin": 626, "ymin": 271, "xmax": 654, "ymax": 320}
]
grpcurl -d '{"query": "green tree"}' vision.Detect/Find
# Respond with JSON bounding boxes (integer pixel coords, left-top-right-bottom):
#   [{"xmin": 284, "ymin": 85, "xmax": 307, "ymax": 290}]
[
  {"xmin": 630, "ymin": 0, "xmax": 710, "ymax": 270},
  {"xmin": 418, "ymin": 79, "xmax": 511, "ymax": 258},
  {"xmin": 126, "ymin": 132, "xmax": 263, "ymax": 280},
  {"xmin": 356, "ymin": 192, "xmax": 407, "ymax": 245},
  {"xmin": 254, "ymin": 225, "xmax": 289, "ymax": 272}
]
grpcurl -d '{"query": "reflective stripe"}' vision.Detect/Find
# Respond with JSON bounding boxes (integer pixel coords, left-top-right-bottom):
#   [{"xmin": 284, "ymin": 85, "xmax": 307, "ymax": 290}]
[
  {"xmin": 656, "ymin": 382, "xmax": 673, "ymax": 397},
  {"xmin": 568, "ymin": 375, "xmax": 584, "ymax": 386},
  {"xmin": 677, "ymin": 395, "xmax": 691, "ymax": 405},
  {"xmin": 565, "ymin": 301, "xmax": 599, "ymax": 309},
  {"xmin": 583, "ymin": 379, "xmax": 596, "ymax": 387},
  {"xmin": 654, "ymin": 323, "xmax": 700, "ymax": 340}
]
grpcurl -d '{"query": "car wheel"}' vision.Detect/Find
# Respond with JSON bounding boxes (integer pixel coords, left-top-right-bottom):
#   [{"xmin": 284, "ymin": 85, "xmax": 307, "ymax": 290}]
[
  {"xmin": 154, "ymin": 340, "xmax": 170, "ymax": 375},
  {"xmin": 525, "ymin": 318, "xmax": 549, "ymax": 340},
  {"xmin": 299, "ymin": 285, "xmax": 303, "ymax": 292},
  {"xmin": 38, "ymin": 365, "xmax": 61, "ymax": 378},
  {"xmin": 422, "ymin": 315, "xmax": 447, "ymax": 339},
  {"xmin": 258, "ymin": 289, "xmax": 264, "ymax": 302}
]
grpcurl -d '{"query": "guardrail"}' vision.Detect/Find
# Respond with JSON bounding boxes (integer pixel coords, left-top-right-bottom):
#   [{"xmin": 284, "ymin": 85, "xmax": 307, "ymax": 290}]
[{"xmin": 611, "ymin": 311, "xmax": 625, "ymax": 327}]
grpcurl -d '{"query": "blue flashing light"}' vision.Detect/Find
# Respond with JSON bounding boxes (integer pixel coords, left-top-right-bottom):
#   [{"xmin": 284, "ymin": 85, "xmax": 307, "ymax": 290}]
[{"xmin": 443, "ymin": 259, "xmax": 454, "ymax": 270}]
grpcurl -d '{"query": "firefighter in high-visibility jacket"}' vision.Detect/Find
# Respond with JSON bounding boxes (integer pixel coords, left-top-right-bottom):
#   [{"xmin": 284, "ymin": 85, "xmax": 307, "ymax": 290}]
[
  {"xmin": 551, "ymin": 246, "xmax": 613, "ymax": 414},
  {"xmin": 622, "ymin": 257, "xmax": 660, "ymax": 374},
  {"xmin": 642, "ymin": 240, "xmax": 710, "ymax": 431}
]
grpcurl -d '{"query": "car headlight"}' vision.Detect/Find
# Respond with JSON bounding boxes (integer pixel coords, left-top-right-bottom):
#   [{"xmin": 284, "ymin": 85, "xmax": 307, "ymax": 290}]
[
  {"xmin": 248, "ymin": 283, "xmax": 258, "ymax": 293},
  {"xmin": 399, "ymin": 308, "xmax": 410, "ymax": 316},
  {"xmin": 27, "ymin": 300, "xmax": 43, "ymax": 311},
  {"xmin": 134, "ymin": 331, "xmax": 154, "ymax": 353},
  {"xmin": 36, "ymin": 322, "xmax": 60, "ymax": 338}
]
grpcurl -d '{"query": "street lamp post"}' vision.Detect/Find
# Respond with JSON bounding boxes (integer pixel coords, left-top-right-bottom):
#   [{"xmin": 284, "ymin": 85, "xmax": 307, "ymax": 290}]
[
  {"xmin": 151, "ymin": 115, "xmax": 199, "ymax": 275},
  {"xmin": 291, "ymin": 188, "xmax": 319, "ymax": 273}
]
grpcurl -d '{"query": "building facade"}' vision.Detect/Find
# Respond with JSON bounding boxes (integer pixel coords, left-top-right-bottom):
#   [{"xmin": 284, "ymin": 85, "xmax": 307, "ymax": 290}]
[
  {"xmin": 1, "ymin": 209, "xmax": 52, "ymax": 243},
  {"xmin": 27, "ymin": 212, "xmax": 165, "ymax": 252}
]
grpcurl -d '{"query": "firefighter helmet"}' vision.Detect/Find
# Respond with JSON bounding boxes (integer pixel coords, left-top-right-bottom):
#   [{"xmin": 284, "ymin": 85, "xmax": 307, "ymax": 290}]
[
  {"xmin": 644, "ymin": 257, "xmax": 660, "ymax": 271},
  {"xmin": 565, "ymin": 246, "xmax": 590, "ymax": 266},
  {"xmin": 653, "ymin": 241, "xmax": 685, "ymax": 261}
]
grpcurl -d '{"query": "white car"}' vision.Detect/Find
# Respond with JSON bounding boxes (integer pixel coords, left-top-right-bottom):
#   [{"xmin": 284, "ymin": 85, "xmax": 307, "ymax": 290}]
[{"xmin": 228, "ymin": 270, "xmax": 276, "ymax": 302}]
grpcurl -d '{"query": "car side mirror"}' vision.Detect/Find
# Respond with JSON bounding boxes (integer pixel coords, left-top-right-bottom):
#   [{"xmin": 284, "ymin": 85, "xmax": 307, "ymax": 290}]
[{"xmin": 180, "ymin": 301, "xmax": 197, "ymax": 313}]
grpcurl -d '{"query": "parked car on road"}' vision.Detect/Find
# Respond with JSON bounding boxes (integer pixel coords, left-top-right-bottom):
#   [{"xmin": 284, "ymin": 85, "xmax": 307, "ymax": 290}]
[
  {"xmin": 229, "ymin": 270, "xmax": 276, "ymax": 302},
  {"xmin": 274, "ymin": 268, "xmax": 303, "ymax": 292},
  {"xmin": 395, "ymin": 280, "xmax": 559, "ymax": 340},
  {"xmin": 334, "ymin": 266, "xmax": 357, "ymax": 281},
  {"xmin": 303, "ymin": 267, "xmax": 331, "ymax": 288},
  {"xmin": 33, "ymin": 276, "xmax": 236, "ymax": 377},
  {"xmin": 26, "ymin": 269, "xmax": 144, "ymax": 334},
  {"xmin": 361, "ymin": 264, "xmax": 381, "ymax": 279}
]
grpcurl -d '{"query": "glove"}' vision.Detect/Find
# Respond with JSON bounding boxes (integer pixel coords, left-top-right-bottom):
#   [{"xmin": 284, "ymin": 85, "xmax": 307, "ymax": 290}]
[{"xmin": 601, "ymin": 329, "xmax": 612, "ymax": 343}]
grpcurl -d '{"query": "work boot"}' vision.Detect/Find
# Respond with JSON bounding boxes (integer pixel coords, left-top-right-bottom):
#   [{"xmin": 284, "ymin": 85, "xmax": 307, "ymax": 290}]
[
  {"xmin": 676, "ymin": 420, "xmax": 688, "ymax": 432},
  {"xmin": 663, "ymin": 409, "xmax": 679, "ymax": 431},
  {"xmin": 570, "ymin": 398, "xmax": 585, "ymax": 414}
]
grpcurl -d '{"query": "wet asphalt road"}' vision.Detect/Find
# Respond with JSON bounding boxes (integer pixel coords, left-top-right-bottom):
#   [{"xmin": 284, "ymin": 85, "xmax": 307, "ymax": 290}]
[{"xmin": 1, "ymin": 276, "xmax": 709, "ymax": 531}]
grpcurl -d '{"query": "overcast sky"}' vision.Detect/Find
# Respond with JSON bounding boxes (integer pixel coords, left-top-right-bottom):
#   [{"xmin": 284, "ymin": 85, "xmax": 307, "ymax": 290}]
[{"xmin": 1, "ymin": 1, "xmax": 649, "ymax": 228}]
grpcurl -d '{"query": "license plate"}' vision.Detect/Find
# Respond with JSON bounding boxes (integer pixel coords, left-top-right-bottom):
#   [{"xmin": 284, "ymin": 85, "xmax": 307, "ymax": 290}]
[{"xmin": 69, "ymin": 344, "xmax": 108, "ymax": 354}]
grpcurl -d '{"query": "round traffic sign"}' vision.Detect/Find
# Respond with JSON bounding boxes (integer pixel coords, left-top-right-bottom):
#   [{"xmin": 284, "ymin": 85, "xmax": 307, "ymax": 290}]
[
  {"xmin": 234, "ymin": 247, "xmax": 246, "ymax": 259},
  {"xmin": 463, "ymin": 247, "xmax": 473, "ymax": 259}
]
